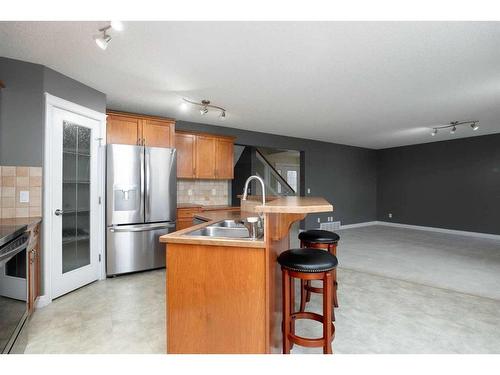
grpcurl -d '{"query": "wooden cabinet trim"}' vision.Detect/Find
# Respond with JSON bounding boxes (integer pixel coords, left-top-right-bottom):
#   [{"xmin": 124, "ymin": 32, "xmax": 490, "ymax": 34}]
[{"xmin": 107, "ymin": 110, "xmax": 175, "ymax": 124}]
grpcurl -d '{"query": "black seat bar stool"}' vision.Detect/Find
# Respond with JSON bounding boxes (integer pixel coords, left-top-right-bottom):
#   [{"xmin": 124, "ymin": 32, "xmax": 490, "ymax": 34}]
[
  {"xmin": 298, "ymin": 230, "xmax": 340, "ymax": 314},
  {"xmin": 278, "ymin": 248, "xmax": 338, "ymax": 354}
]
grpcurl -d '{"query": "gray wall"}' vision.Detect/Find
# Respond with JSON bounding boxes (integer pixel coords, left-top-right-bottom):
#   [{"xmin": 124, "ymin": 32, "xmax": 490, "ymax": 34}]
[
  {"xmin": 0, "ymin": 57, "xmax": 45, "ymax": 166},
  {"xmin": 377, "ymin": 134, "xmax": 500, "ymax": 235},
  {"xmin": 0, "ymin": 57, "xmax": 106, "ymax": 166},
  {"xmin": 175, "ymin": 120, "xmax": 378, "ymax": 229}
]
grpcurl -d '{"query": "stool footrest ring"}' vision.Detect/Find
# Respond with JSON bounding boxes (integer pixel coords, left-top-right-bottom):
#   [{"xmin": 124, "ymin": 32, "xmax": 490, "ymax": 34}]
[{"xmin": 288, "ymin": 312, "xmax": 335, "ymax": 348}]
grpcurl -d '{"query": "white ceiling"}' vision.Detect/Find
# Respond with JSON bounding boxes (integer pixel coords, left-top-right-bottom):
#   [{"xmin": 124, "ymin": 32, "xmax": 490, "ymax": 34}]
[{"xmin": 1, "ymin": 21, "xmax": 500, "ymax": 149}]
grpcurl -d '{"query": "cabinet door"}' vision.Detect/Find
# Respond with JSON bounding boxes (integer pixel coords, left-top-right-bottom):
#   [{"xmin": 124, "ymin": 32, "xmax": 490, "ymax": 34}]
[
  {"xmin": 106, "ymin": 114, "xmax": 141, "ymax": 145},
  {"xmin": 175, "ymin": 133, "xmax": 196, "ymax": 178},
  {"xmin": 195, "ymin": 135, "xmax": 216, "ymax": 179},
  {"xmin": 215, "ymin": 138, "xmax": 234, "ymax": 179},
  {"xmin": 142, "ymin": 119, "xmax": 175, "ymax": 148}
]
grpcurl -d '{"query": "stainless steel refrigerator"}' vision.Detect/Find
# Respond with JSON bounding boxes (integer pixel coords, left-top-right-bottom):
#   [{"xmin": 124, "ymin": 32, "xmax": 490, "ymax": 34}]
[{"xmin": 106, "ymin": 144, "xmax": 176, "ymax": 276}]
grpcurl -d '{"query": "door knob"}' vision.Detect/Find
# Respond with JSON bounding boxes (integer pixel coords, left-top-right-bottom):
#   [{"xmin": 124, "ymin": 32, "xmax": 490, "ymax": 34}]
[{"xmin": 54, "ymin": 209, "xmax": 64, "ymax": 216}]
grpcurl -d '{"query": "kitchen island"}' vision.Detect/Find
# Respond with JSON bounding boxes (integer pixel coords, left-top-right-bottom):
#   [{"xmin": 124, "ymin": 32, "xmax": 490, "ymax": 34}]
[{"xmin": 160, "ymin": 196, "xmax": 333, "ymax": 354}]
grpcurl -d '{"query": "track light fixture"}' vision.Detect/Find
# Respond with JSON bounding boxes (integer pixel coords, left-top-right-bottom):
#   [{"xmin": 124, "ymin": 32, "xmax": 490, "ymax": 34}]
[
  {"xmin": 181, "ymin": 98, "xmax": 227, "ymax": 121},
  {"xmin": 429, "ymin": 120, "xmax": 479, "ymax": 137},
  {"xmin": 94, "ymin": 21, "xmax": 124, "ymax": 50}
]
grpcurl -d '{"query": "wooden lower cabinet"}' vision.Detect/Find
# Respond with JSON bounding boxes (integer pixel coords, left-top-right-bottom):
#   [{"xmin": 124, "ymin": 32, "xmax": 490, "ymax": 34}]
[
  {"xmin": 177, "ymin": 206, "xmax": 203, "ymax": 230},
  {"xmin": 167, "ymin": 243, "xmax": 266, "ymax": 353},
  {"xmin": 28, "ymin": 223, "xmax": 41, "ymax": 312}
]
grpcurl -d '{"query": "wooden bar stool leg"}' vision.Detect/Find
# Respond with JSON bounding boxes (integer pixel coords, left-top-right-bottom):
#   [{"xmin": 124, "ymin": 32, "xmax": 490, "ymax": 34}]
[
  {"xmin": 332, "ymin": 269, "xmax": 339, "ymax": 308},
  {"xmin": 305, "ymin": 280, "xmax": 312, "ymax": 302},
  {"xmin": 323, "ymin": 271, "xmax": 333, "ymax": 354},
  {"xmin": 282, "ymin": 268, "xmax": 291, "ymax": 354},
  {"xmin": 290, "ymin": 276, "xmax": 295, "ymax": 349},
  {"xmin": 299, "ymin": 280, "xmax": 307, "ymax": 312}
]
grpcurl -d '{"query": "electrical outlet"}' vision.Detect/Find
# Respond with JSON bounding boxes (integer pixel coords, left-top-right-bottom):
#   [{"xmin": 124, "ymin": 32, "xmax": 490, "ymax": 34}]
[
  {"xmin": 19, "ymin": 190, "xmax": 29, "ymax": 203},
  {"xmin": 388, "ymin": 213, "xmax": 393, "ymax": 219},
  {"xmin": 307, "ymin": 188, "xmax": 311, "ymax": 194},
  {"xmin": 188, "ymin": 189, "xmax": 193, "ymax": 196},
  {"xmin": 211, "ymin": 188, "xmax": 216, "ymax": 196},
  {"xmin": 317, "ymin": 218, "xmax": 320, "ymax": 223}
]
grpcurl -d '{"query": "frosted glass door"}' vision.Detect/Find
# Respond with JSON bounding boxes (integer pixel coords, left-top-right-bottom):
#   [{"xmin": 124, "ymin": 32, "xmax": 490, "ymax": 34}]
[{"xmin": 62, "ymin": 122, "xmax": 91, "ymax": 273}]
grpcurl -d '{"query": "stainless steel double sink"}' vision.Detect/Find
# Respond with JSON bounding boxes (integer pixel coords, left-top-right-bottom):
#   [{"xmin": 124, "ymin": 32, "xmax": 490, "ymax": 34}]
[{"xmin": 187, "ymin": 220, "xmax": 260, "ymax": 239}]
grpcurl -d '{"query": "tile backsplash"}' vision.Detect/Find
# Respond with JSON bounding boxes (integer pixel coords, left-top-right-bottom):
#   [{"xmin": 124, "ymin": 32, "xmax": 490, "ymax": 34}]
[
  {"xmin": 177, "ymin": 179, "xmax": 230, "ymax": 206},
  {"xmin": 1, "ymin": 166, "xmax": 42, "ymax": 218}
]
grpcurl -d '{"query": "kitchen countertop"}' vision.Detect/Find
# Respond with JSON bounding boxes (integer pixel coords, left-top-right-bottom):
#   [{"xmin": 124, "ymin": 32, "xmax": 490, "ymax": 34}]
[
  {"xmin": 0, "ymin": 216, "xmax": 42, "ymax": 247},
  {"xmin": 241, "ymin": 196, "xmax": 333, "ymax": 214},
  {"xmin": 177, "ymin": 203, "xmax": 239, "ymax": 211},
  {"xmin": 160, "ymin": 209, "xmax": 265, "ymax": 248}
]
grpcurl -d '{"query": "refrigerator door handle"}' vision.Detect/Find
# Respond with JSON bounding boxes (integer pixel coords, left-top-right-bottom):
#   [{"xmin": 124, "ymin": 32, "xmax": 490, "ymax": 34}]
[
  {"xmin": 145, "ymin": 147, "xmax": 151, "ymax": 221},
  {"xmin": 109, "ymin": 223, "xmax": 176, "ymax": 233},
  {"xmin": 140, "ymin": 146, "xmax": 145, "ymax": 220}
]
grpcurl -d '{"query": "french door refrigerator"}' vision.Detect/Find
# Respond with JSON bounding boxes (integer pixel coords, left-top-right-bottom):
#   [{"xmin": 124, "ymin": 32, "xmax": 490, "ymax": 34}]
[{"xmin": 106, "ymin": 144, "xmax": 176, "ymax": 276}]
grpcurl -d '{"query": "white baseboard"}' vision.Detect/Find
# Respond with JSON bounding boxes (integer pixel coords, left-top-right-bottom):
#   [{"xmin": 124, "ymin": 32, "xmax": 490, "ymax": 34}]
[
  {"xmin": 339, "ymin": 221, "xmax": 378, "ymax": 230},
  {"xmin": 35, "ymin": 295, "xmax": 51, "ymax": 309},
  {"xmin": 376, "ymin": 221, "xmax": 500, "ymax": 241}
]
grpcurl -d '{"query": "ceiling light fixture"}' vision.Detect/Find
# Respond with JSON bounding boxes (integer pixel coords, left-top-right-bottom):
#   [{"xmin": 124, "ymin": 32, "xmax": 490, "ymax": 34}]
[
  {"xmin": 182, "ymin": 98, "xmax": 227, "ymax": 121},
  {"xmin": 429, "ymin": 120, "xmax": 479, "ymax": 137},
  {"xmin": 93, "ymin": 21, "xmax": 124, "ymax": 50}
]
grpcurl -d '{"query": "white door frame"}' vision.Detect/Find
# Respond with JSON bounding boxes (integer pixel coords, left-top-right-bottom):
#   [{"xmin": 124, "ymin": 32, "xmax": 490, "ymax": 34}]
[{"xmin": 40, "ymin": 93, "xmax": 106, "ymax": 307}]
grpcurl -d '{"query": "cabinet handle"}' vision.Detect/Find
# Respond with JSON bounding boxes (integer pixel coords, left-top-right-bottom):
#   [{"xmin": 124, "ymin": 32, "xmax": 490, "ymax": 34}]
[{"xmin": 143, "ymin": 138, "xmax": 146, "ymax": 146}]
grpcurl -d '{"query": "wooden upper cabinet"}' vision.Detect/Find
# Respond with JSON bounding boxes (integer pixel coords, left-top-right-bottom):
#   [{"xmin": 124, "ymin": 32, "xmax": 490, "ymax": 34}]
[
  {"xmin": 175, "ymin": 133, "xmax": 196, "ymax": 178},
  {"xmin": 215, "ymin": 138, "xmax": 234, "ymax": 179},
  {"xmin": 142, "ymin": 118, "xmax": 175, "ymax": 148},
  {"xmin": 176, "ymin": 131, "xmax": 235, "ymax": 180},
  {"xmin": 195, "ymin": 135, "xmax": 217, "ymax": 179},
  {"xmin": 106, "ymin": 114, "xmax": 142, "ymax": 145},
  {"xmin": 106, "ymin": 111, "xmax": 175, "ymax": 148}
]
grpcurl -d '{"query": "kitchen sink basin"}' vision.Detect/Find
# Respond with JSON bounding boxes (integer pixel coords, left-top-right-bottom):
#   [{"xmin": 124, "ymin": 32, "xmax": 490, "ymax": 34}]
[
  {"xmin": 188, "ymin": 226, "xmax": 251, "ymax": 238},
  {"xmin": 209, "ymin": 220, "xmax": 245, "ymax": 228}
]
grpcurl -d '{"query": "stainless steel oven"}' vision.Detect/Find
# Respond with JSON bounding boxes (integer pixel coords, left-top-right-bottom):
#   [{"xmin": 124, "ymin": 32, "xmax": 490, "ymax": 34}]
[{"xmin": 0, "ymin": 226, "xmax": 30, "ymax": 354}]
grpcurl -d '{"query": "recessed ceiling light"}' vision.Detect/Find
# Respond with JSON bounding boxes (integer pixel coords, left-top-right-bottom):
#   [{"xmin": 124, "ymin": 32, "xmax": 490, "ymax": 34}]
[{"xmin": 180, "ymin": 102, "xmax": 189, "ymax": 111}]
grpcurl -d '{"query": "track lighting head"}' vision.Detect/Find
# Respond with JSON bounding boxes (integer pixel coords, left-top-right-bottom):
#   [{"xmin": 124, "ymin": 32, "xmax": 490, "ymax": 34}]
[
  {"xmin": 94, "ymin": 32, "xmax": 112, "ymax": 50},
  {"xmin": 429, "ymin": 120, "xmax": 479, "ymax": 137},
  {"xmin": 94, "ymin": 22, "xmax": 123, "ymax": 50},
  {"xmin": 182, "ymin": 98, "xmax": 227, "ymax": 120}
]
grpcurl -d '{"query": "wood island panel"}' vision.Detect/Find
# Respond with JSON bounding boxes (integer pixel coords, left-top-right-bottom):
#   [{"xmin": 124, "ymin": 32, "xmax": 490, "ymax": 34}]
[{"xmin": 167, "ymin": 243, "xmax": 266, "ymax": 354}]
